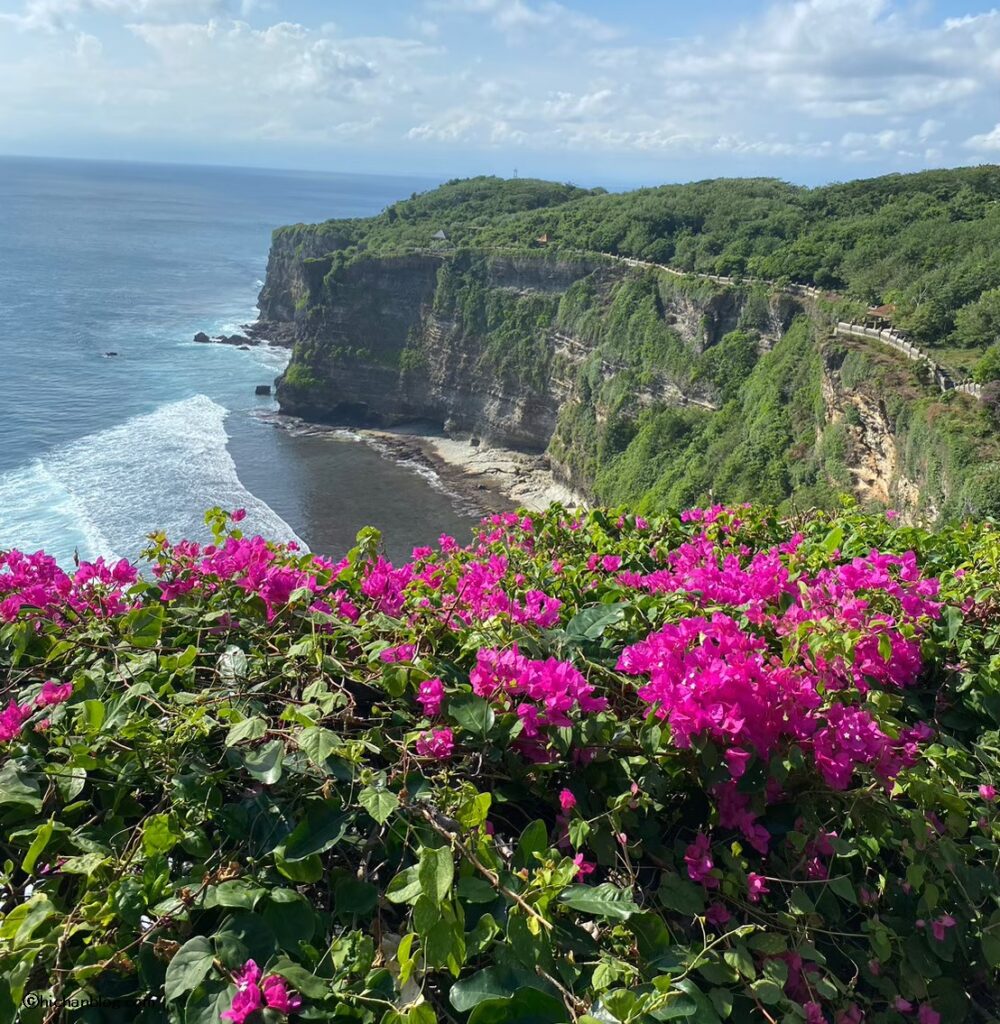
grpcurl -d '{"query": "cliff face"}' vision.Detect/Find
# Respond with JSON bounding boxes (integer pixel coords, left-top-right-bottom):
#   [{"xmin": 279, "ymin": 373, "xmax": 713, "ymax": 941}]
[
  {"xmin": 271, "ymin": 251, "xmax": 776, "ymax": 453},
  {"xmin": 819, "ymin": 347, "xmax": 930, "ymax": 521},
  {"xmin": 259, "ymin": 242, "xmax": 997, "ymax": 517},
  {"xmin": 274, "ymin": 253, "xmax": 573, "ymax": 448}
]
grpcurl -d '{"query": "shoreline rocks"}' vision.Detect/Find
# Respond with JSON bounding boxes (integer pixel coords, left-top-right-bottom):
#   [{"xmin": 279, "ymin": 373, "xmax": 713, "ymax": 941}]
[
  {"xmin": 192, "ymin": 330, "xmax": 260, "ymax": 347},
  {"xmin": 191, "ymin": 321, "xmax": 297, "ymax": 350}
]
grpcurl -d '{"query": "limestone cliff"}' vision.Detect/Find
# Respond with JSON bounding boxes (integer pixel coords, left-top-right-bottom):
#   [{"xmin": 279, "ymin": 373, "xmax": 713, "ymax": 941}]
[
  {"xmin": 258, "ymin": 241, "xmax": 1000, "ymax": 519},
  {"xmin": 270, "ymin": 249, "xmax": 783, "ymax": 453}
]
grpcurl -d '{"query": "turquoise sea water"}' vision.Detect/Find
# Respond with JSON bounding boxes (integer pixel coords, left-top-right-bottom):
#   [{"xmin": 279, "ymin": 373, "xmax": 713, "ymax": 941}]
[{"xmin": 0, "ymin": 156, "xmax": 477, "ymax": 564}]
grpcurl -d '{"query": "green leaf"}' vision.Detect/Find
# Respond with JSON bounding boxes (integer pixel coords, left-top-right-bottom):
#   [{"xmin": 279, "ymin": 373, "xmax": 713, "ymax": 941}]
[
  {"xmin": 0, "ymin": 894, "xmax": 56, "ymax": 945},
  {"xmin": 568, "ymin": 818, "xmax": 591, "ymax": 850},
  {"xmin": 51, "ymin": 765, "xmax": 87, "ymax": 802},
  {"xmin": 120, "ymin": 604, "xmax": 164, "ymax": 648},
  {"xmin": 204, "ymin": 880, "xmax": 264, "ymax": 910},
  {"xmin": 451, "ymin": 965, "xmax": 556, "ymax": 1012},
  {"xmin": 821, "ymin": 524, "xmax": 843, "ymax": 555},
  {"xmin": 748, "ymin": 933, "xmax": 787, "ymax": 955},
  {"xmin": 225, "ymin": 717, "xmax": 267, "ymax": 746},
  {"xmin": 164, "ymin": 936, "xmax": 215, "ymax": 1002},
  {"xmin": 559, "ymin": 883, "xmax": 639, "ymax": 921},
  {"xmin": 413, "ymin": 893, "xmax": 441, "ymax": 934},
  {"xmin": 263, "ymin": 891, "xmax": 318, "ymax": 951},
  {"xmin": 981, "ymin": 911, "xmax": 1000, "ymax": 967},
  {"xmin": 80, "ymin": 699, "xmax": 106, "ymax": 732},
  {"xmin": 218, "ymin": 644, "xmax": 248, "ymax": 684},
  {"xmin": 142, "ymin": 813, "xmax": 182, "ymax": 856},
  {"xmin": 657, "ymin": 874, "xmax": 706, "ymax": 916},
  {"xmin": 515, "ymin": 820, "xmax": 549, "ymax": 869},
  {"xmin": 297, "ymin": 725, "xmax": 341, "ymax": 769},
  {"xmin": 709, "ymin": 987, "xmax": 734, "ymax": 1019},
  {"xmin": 274, "ymin": 847, "xmax": 323, "ymax": 883},
  {"xmin": 359, "ymin": 785, "xmax": 399, "ymax": 825},
  {"xmin": 283, "ymin": 805, "xmax": 352, "ymax": 861},
  {"xmin": 418, "ymin": 846, "xmax": 454, "ymax": 905},
  {"xmin": 564, "ymin": 602, "xmax": 628, "ymax": 642},
  {"xmin": 59, "ymin": 852, "xmax": 109, "ymax": 875},
  {"xmin": 242, "ymin": 739, "xmax": 284, "ymax": 785},
  {"xmin": 333, "ymin": 877, "xmax": 378, "ymax": 917},
  {"xmin": 449, "ymin": 693, "xmax": 495, "ymax": 737},
  {"xmin": 748, "ymin": 979, "xmax": 783, "ymax": 1005},
  {"xmin": 457, "ymin": 877, "xmax": 497, "ymax": 903},
  {"xmin": 0, "ymin": 760, "xmax": 42, "ymax": 813},
  {"xmin": 386, "ymin": 865, "xmax": 423, "ymax": 904},
  {"xmin": 20, "ymin": 820, "xmax": 54, "ymax": 875},
  {"xmin": 266, "ymin": 957, "xmax": 332, "ymax": 1000},
  {"xmin": 828, "ymin": 874, "xmax": 858, "ymax": 905},
  {"xmin": 467, "ymin": 987, "xmax": 568, "ymax": 1024}
]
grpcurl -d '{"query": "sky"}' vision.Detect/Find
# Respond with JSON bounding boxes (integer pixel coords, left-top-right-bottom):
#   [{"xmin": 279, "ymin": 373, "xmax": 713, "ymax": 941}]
[{"xmin": 0, "ymin": 0, "xmax": 999, "ymax": 187}]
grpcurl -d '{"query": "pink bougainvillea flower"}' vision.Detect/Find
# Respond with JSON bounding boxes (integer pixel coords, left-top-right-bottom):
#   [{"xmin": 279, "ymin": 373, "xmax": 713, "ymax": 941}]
[
  {"xmin": 747, "ymin": 872, "xmax": 770, "ymax": 902},
  {"xmin": 36, "ymin": 681, "xmax": 73, "ymax": 707},
  {"xmin": 930, "ymin": 914, "xmax": 956, "ymax": 941},
  {"xmin": 804, "ymin": 1003, "xmax": 825, "ymax": 1024},
  {"xmin": 262, "ymin": 974, "xmax": 302, "ymax": 1013},
  {"xmin": 221, "ymin": 960, "xmax": 263, "ymax": 1024},
  {"xmin": 572, "ymin": 853, "xmax": 596, "ymax": 878},
  {"xmin": 979, "ymin": 784, "xmax": 997, "ymax": 802},
  {"xmin": 416, "ymin": 677, "xmax": 445, "ymax": 717},
  {"xmin": 724, "ymin": 747, "xmax": 751, "ymax": 780},
  {"xmin": 415, "ymin": 728, "xmax": 454, "ymax": 759},
  {"xmin": 230, "ymin": 508, "xmax": 247, "ymax": 523},
  {"xmin": 0, "ymin": 700, "xmax": 32, "ymax": 743},
  {"xmin": 705, "ymin": 902, "xmax": 730, "ymax": 927},
  {"xmin": 559, "ymin": 788, "xmax": 577, "ymax": 813},
  {"xmin": 894, "ymin": 998, "xmax": 914, "ymax": 1012},
  {"xmin": 684, "ymin": 832, "xmax": 718, "ymax": 889},
  {"xmin": 380, "ymin": 643, "xmax": 416, "ymax": 664},
  {"xmin": 918, "ymin": 1005, "xmax": 941, "ymax": 1024},
  {"xmin": 835, "ymin": 1004, "xmax": 863, "ymax": 1024}
]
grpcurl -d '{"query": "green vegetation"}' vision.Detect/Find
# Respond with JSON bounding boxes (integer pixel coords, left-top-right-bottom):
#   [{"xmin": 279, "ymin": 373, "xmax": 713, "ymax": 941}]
[
  {"xmin": 275, "ymin": 170, "xmax": 1000, "ymax": 522},
  {"xmin": 281, "ymin": 362, "xmax": 322, "ymax": 391},
  {"xmin": 432, "ymin": 254, "xmax": 561, "ymax": 389},
  {"xmin": 5, "ymin": 506, "xmax": 1000, "ymax": 1022},
  {"xmin": 285, "ymin": 169, "xmax": 1000, "ymax": 352},
  {"xmin": 273, "ymin": 176, "xmax": 598, "ymax": 260},
  {"xmin": 584, "ymin": 319, "xmax": 832, "ymax": 513}
]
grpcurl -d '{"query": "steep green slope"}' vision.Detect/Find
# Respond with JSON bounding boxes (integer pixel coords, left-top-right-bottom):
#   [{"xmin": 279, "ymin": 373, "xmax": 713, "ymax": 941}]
[
  {"xmin": 274, "ymin": 169, "xmax": 1000, "ymax": 358},
  {"xmin": 263, "ymin": 172, "xmax": 1000, "ymax": 521}
]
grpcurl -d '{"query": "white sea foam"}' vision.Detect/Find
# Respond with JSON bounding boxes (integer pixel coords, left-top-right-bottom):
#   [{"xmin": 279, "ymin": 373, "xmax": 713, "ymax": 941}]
[{"xmin": 0, "ymin": 395, "xmax": 303, "ymax": 565}]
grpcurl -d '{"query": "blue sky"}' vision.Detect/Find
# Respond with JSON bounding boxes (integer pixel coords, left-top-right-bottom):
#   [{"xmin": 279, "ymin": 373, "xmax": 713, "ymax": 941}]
[{"xmin": 0, "ymin": 0, "xmax": 998, "ymax": 187}]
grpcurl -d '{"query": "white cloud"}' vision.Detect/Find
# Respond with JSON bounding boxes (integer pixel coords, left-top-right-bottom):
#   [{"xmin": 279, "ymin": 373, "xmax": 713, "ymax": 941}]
[
  {"xmin": 428, "ymin": 0, "xmax": 620, "ymax": 42},
  {"xmin": 965, "ymin": 123, "xmax": 1000, "ymax": 152},
  {"xmin": 0, "ymin": 0, "xmax": 998, "ymax": 176},
  {"xmin": 0, "ymin": 0, "xmax": 231, "ymax": 31}
]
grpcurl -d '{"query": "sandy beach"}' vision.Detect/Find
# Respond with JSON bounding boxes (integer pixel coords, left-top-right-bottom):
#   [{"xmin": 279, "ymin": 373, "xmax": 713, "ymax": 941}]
[{"xmin": 362, "ymin": 427, "xmax": 588, "ymax": 513}]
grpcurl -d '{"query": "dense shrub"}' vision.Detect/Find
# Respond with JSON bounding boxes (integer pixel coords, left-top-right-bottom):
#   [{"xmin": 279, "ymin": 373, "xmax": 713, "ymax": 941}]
[{"xmin": 2, "ymin": 504, "xmax": 1000, "ymax": 1024}]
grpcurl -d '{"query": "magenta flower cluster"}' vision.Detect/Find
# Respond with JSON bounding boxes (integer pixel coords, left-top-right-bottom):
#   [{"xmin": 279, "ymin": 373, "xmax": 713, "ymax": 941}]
[
  {"xmin": 1, "ymin": 549, "xmax": 137, "ymax": 624},
  {"xmin": 470, "ymin": 645, "xmax": 607, "ymax": 757},
  {"xmin": 220, "ymin": 960, "xmax": 300, "ymax": 1023}
]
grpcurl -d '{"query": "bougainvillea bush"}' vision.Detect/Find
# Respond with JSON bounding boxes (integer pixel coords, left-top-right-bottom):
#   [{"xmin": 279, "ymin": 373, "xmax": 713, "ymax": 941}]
[{"xmin": 2, "ymin": 504, "xmax": 1000, "ymax": 1024}]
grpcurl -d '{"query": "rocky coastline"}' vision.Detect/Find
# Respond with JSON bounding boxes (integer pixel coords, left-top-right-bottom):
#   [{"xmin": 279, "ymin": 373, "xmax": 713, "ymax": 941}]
[
  {"xmin": 254, "ymin": 410, "xmax": 585, "ymax": 516},
  {"xmin": 192, "ymin": 319, "xmax": 296, "ymax": 350}
]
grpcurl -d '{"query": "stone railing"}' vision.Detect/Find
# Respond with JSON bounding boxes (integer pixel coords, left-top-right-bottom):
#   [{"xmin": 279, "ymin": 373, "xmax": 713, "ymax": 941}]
[
  {"xmin": 834, "ymin": 322, "xmax": 985, "ymax": 400},
  {"xmin": 399, "ymin": 245, "xmax": 983, "ymax": 402}
]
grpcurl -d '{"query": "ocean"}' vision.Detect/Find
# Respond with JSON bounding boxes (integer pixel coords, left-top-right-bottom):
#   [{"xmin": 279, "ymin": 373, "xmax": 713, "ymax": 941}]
[{"xmin": 0, "ymin": 156, "xmax": 479, "ymax": 565}]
